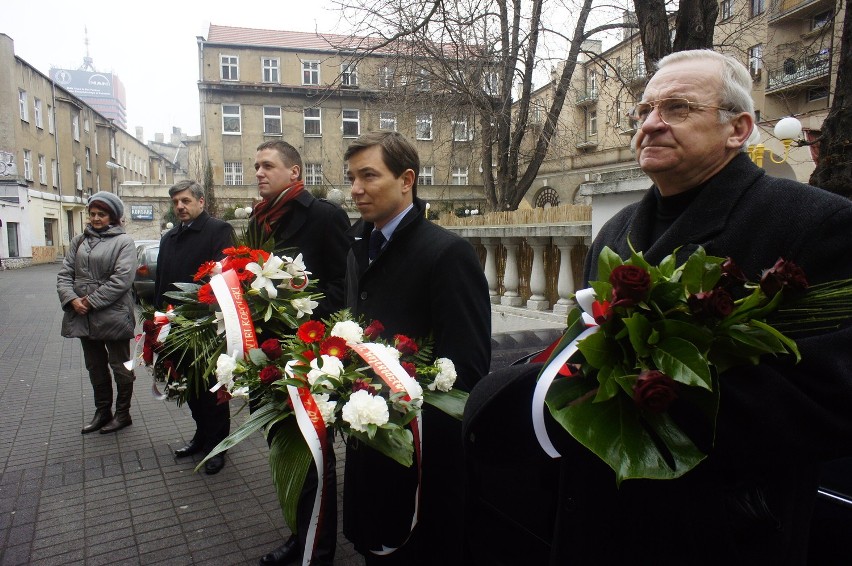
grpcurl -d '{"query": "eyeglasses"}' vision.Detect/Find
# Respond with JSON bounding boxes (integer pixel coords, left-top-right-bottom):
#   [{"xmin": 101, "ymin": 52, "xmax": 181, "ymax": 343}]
[
  {"xmin": 88, "ymin": 210, "xmax": 111, "ymax": 218},
  {"xmin": 629, "ymin": 98, "xmax": 736, "ymax": 126}
]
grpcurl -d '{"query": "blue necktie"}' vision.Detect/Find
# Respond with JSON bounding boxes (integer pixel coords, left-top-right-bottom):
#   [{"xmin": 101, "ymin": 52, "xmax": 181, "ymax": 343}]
[{"xmin": 369, "ymin": 230, "xmax": 386, "ymax": 261}]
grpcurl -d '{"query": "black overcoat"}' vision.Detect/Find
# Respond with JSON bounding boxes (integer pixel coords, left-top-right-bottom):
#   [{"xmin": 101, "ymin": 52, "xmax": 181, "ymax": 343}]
[{"xmin": 343, "ymin": 198, "xmax": 492, "ymax": 564}]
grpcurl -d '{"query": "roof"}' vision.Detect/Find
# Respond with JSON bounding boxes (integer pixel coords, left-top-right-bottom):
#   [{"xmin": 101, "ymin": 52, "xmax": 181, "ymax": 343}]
[{"xmin": 205, "ymin": 24, "xmax": 387, "ymax": 54}]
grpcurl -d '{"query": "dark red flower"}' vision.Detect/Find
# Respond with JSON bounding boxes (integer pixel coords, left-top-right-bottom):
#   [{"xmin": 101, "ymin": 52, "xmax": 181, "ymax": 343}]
[
  {"xmin": 610, "ymin": 265, "xmax": 651, "ymax": 307},
  {"xmin": 142, "ymin": 319, "xmax": 157, "ymax": 333},
  {"xmin": 760, "ymin": 258, "xmax": 809, "ymax": 298},
  {"xmin": 394, "ymin": 334, "xmax": 419, "ymax": 355},
  {"xmin": 216, "ymin": 388, "xmax": 232, "ymax": 405},
  {"xmin": 687, "ymin": 288, "xmax": 734, "ymax": 319},
  {"xmin": 198, "ymin": 283, "xmax": 217, "ymax": 304},
  {"xmin": 591, "ymin": 300, "xmax": 612, "ymax": 325},
  {"xmin": 142, "ymin": 345, "xmax": 154, "ymax": 365},
  {"xmin": 193, "ymin": 260, "xmax": 218, "ymax": 281},
  {"xmin": 718, "ymin": 257, "xmax": 747, "ymax": 291},
  {"xmin": 259, "ymin": 365, "xmax": 283, "ymax": 385},
  {"xmin": 302, "ymin": 350, "xmax": 316, "ymax": 362},
  {"xmin": 402, "ymin": 361, "xmax": 417, "ymax": 377},
  {"xmin": 352, "ymin": 378, "xmax": 372, "ymax": 393},
  {"xmin": 320, "ymin": 336, "xmax": 349, "ymax": 359},
  {"xmin": 633, "ymin": 370, "xmax": 678, "ymax": 413},
  {"xmin": 364, "ymin": 320, "xmax": 385, "ymax": 340},
  {"xmin": 261, "ymin": 338, "xmax": 283, "ymax": 360},
  {"xmin": 298, "ymin": 320, "xmax": 326, "ymax": 343}
]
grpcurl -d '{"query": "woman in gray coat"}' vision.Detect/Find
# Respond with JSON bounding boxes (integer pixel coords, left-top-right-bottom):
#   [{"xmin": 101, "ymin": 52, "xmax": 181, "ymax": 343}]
[{"xmin": 57, "ymin": 192, "xmax": 137, "ymax": 434}]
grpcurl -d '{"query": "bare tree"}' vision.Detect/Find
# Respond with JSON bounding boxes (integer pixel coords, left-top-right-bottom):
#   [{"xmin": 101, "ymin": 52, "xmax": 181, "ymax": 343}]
[
  {"xmin": 334, "ymin": 0, "xmax": 626, "ymax": 211},
  {"xmin": 204, "ymin": 161, "xmax": 221, "ymax": 218},
  {"xmin": 633, "ymin": 0, "xmax": 718, "ymax": 69}
]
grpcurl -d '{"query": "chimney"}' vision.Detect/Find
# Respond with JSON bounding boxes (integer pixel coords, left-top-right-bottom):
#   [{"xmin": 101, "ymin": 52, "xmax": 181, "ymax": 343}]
[
  {"xmin": 155, "ymin": 133, "xmax": 164, "ymax": 143},
  {"xmin": 170, "ymin": 127, "xmax": 183, "ymax": 145},
  {"xmin": 135, "ymin": 126, "xmax": 144, "ymax": 140}
]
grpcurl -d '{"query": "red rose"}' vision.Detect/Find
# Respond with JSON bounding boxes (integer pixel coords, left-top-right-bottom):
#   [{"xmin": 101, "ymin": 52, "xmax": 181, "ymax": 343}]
[
  {"xmin": 718, "ymin": 257, "xmax": 747, "ymax": 291},
  {"xmin": 687, "ymin": 288, "xmax": 734, "ymax": 319},
  {"xmin": 633, "ymin": 370, "xmax": 678, "ymax": 413},
  {"xmin": 609, "ymin": 265, "xmax": 651, "ymax": 307},
  {"xmin": 364, "ymin": 320, "xmax": 385, "ymax": 340},
  {"xmin": 760, "ymin": 258, "xmax": 808, "ymax": 298},
  {"xmin": 142, "ymin": 319, "xmax": 157, "ymax": 333},
  {"xmin": 297, "ymin": 320, "xmax": 326, "ymax": 343},
  {"xmin": 402, "ymin": 361, "xmax": 417, "ymax": 377},
  {"xmin": 261, "ymin": 338, "xmax": 283, "ymax": 360},
  {"xmin": 198, "ymin": 283, "xmax": 217, "ymax": 304},
  {"xmin": 193, "ymin": 260, "xmax": 218, "ymax": 281},
  {"xmin": 259, "ymin": 365, "xmax": 283, "ymax": 385},
  {"xmin": 352, "ymin": 378, "xmax": 372, "ymax": 393},
  {"xmin": 394, "ymin": 334, "xmax": 419, "ymax": 355},
  {"xmin": 216, "ymin": 388, "xmax": 232, "ymax": 405},
  {"xmin": 320, "ymin": 336, "xmax": 349, "ymax": 359}
]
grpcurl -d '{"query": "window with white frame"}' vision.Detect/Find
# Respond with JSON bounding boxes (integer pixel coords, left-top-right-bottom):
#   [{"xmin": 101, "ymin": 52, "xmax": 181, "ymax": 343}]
[
  {"xmin": 110, "ymin": 137, "xmax": 115, "ymax": 159},
  {"xmin": 379, "ymin": 66, "xmax": 394, "ymax": 88},
  {"xmin": 34, "ymin": 98, "xmax": 43, "ymax": 129},
  {"xmin": 264, "ymin": 106, "xmax": 282, "ymax": 135},
  {"xmin": 262, "ymin": 57, "xmax": 280, "ymax": 83},
  {"xmin": 341, "ymin": 64, "xmax": 358, "ymax": 87},
  {"xmin": 19, "ymin": 90, "xmax": 29, "ymax": 121},
  {"xmin": 85, "ymin": 148, "xmax": 91, "ymax": 171},
  {"xmin": 38, "ymin": 155, "xmax": 46, "ymax": 184},
  {"xmin": 304, "ymin": 163, "xmax": 323, "ymax": 185},
  {"xmin": 84, "ymin": 117, "xmax": 90, "ymax": 132},
  {"xmin": 588, "ymin": 109, "xmax": 598, "ymax": 136},
  {"xmin": 748, "ymin": 44, "xmax": 763, "ymax": 77},
  {"xmin": 587, "ymin": 69, "xmax": 597, "ymax": 97},
  {"xmin": 222, "ymin": 104, "xmax": 241, "ymax": 134},
  {"xmin": 51, "ymin": 159, "xmax": 58, "ymax": 187},
  {"xmin": 303, "ymin": 61, "xmax": 320, "ymax": 85},
  {"xmin": 304, "ymin": 108, "xmax": 321, "ymax": 136},
  {"xmin": 811, "ymin": 10, "xmax": 832, "ymax": 31},
  {"xmin": 343, "ymin": 109, "xmax": 360, "ymax": 137},
  {"xmin": 484, "ymin": 72, "xmax": 499, "ymax": 96},
  {"xmin": 416, "ymin": 114, "xmax": 433, "ymax": 140},
  {"xmin": 452, "ymin": 118, "xmax": 470, "ymax": 141},
  {"xmin": 224, "ymin": 161, "xmax": 243, "ymax": 185},
  {"xmin": 750, "ymin": 0, "xmax": 764, "ymax": 16},
  {"xmin": 75, "ymin": 163, "xmax": 82, "ymax": 191},
  {"xmin": 72, "ymin": 113, "xmax": 80, "ymax": 141},
  {"xmin": 418, "ymin": 166, "xmax": 434, "ymax": 186},
  {"xmin": 379, "ymin": 111, "xmax": 397, "ymax": 131},
  {"xmin": 720, "ymin": 0, "xmax": 733, "ymax": 20},
  {"xmin": 221, "ymin": 55, "xmax": 239, "ymax": 81},
  {"xmin": 48, "ymin": 104, "xmax": 55, "ymax": 134},
  {"xmin": 23, "ymin": 150, "xmax": 33, "ymax": 181},
  {"xmin": 636, "ymin": 48, "xmax": 646, "ymax": 76},
  {"xmin": 342, "ymin": 163, "xmax": 349, "ymax": 184},
  {"xmin": 451, "ymin": 166, "xmax": 468, "ymax": 185},
  {"xmin": 416, "ymin": 68, "xmax": 431, "ymax": 91}
]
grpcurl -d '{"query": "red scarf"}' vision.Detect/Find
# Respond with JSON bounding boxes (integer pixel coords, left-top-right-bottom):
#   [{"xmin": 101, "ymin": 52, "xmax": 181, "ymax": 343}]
[{"xmin": 251, "ymin": 180, "xmax": 305, "ymax": 235}]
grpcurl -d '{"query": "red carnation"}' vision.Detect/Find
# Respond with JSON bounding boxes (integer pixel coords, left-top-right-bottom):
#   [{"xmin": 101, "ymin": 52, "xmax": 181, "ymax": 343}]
[
  {"xmin": 610, "ymin": 265, "xmax": 651, "ymax": 307},
  {"xmin": 320, "ymin": 336, "xmax": 349, "ymax": 360},
  {"xmin": 633, "ymin": 370, "xmax": 678, "ymax": 413},
  {"xmin": 402, "ymin": 361, "xmax": 417, "ymax": 377},
  {"xmin": 260, "ymin": 338, "xmax": 283, "ymax": 359},
  {"xmin": 298, "ymin": 320, "xmax": 326, "ymax": 343},
  {"xmin": 198, "ymin": 283, "xmax": 217, "ymax": 304},
  {"xmin": 216, "ymin": 388, "xmax": 232, "ymax": 405},
  {"xmin": 259, "ymin": 365, "xmax": 283, "ymax": 385},
  {"xmin": 394, "ymin": 334, "xmax": 419, "ymax": 355},
  {"xmin": 760, "ymin": 258, "xmax": 809, "ymax": 298},
  {"xmin": 193, "ymin": 260, "xmax": 218, "ymax": 281},
  {"xmin": 364, "ymin": 320, "xmax": 385, "ymax": 340}
]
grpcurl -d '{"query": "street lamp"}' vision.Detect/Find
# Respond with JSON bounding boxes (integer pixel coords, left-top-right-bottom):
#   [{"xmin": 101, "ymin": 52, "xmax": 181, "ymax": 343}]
[{"xmin": 747, "ymin": 116, "xmax": 803, "ymax": 167}]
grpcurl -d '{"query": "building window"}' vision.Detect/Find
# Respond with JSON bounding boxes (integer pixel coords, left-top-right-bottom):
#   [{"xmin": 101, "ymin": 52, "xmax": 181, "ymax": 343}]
[
  {"xmin": 720, "ymin": 0, "xmax": 733, "ymax": 20},
  {"xmin": 23, "ymin": 150, "xmax": 33, "ymax": 181},
  {"xmin": 636, "ymin": 48, "xmax": 646, "ymax": 76},
  {"xmin": 342, "ymin": 109, "xmax": 360, "ymax": 137},
  {"xmin": 342, "ymin": 64, "xmax": 358, "ymax": 87},
  {"xmin": 7, "ymin": 222, "xmax": 20, "ymax": 257},
  {"xmin": 303, "ymin": 61, "xmax": 320, "ymax": 85},
  {"xmin": 484, "ymin": 72, "xmax": 499, "ymax": 96},
  {"xmin": 304, "ymin": 163, "xmax": 323, "ymax": 185},
  {"xmin": 38, "ymin": 155, "xmax": 46, "ymax": 184},
  {"xmin": 221, "ymin": 55, "xmax": 239, "ymax": 81},
  {"xmin": 19, "ymin": 90, "xmax": 29, "ymax": 121},
  {"xmin": 452, "ymin": 118, "xmax": 470, "ymax": 141},
  {"xmin": 84, "ymin": 117, "xmax": 90, "ymax": 132},
  {"xmin": 304, "ymin": 108, "xmax": 322, "ymax": 136},
  {"xmin": 48, "ymin": 104, "xmax": 55, "ymax": 134},
  {"xmin": 416, "ymin": 114, "xmax": 433, "ymax": 140},
  {"xmin": 750, "ymin": 0, "xmax": 764, "ymax": 17},
  {"xmin": 264, "ymin": 106, "xmax": 282, "ymax": 135},
  {"xmin": 342, "ymin": 163, "xmax": 349, "ymax": 184},
  {"xmin": 85, "ymin": 148, "xmax": 91, "ymax": 171},
  {"xmin": 51, "ymin": 159, "xmax": 58, "ymax": 187},
  {"xmin": 451, "ymin": 166, "xmax": 468, "ymax": 186},
  {"xmin": 34, "ymin": 98, "xmax": 43, "ymax": 129},
  {"xmin": 418, "ymin": 166, "xmax": 434, "ymax": 186},
  {"xmin": 44, "ymin": 218, "xmax": 56, "ymax": 246},
  {"xmin": 416, "ymin": 68, "xmax": 431, "ymax": 91},
  {"xmin": 379, "ymin": 66, "xmax": 394, "ymax": 88},
  {"xmin": 72, "ymin": 113, "xmax": 80, "ymax": 141},
  {"xmin": 262, "ymin": 57, "xmax": 280, "ymax": 83},
  {"xmin": 224, "ymin": 161, "xmax": 243, "ymax": 185},
  {"xmin": 807, "ymin": 86, "xmax": 829, "ymax": 101},
  {"xmin": 811, "ymin": 10, "xmax": 832, "ymax": 31},
  {"xmin": 587, "ymin": 69, "xmax": 597, "ymax": 97},
  {"xmin": 587, "ymin": 109, "xmax": 598, "ymax": 136},
  {"xmin": 748, "ymin": 44, "xmax": 763, "ymax": 78},
  {"xmin": 379, "ymin": 111, "xmax": 397, "ymax": 131},
  {"xmin": 75, "ymin": 163, "xmax": 82, "ymax": 191},
  {"xmin": 222, "ymin": 104, "xmax": 241, "ymax": 134}
]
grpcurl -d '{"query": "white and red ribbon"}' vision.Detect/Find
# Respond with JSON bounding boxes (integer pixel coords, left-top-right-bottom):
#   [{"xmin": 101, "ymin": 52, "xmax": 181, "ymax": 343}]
[
  {"xmin": 210, "ymin": 269, "xmax": 258, "ymax": 360},
  {"xmin": 350, "ymin": 342, "xmax": 424, "ymax": 554},
  {"xmin": 532, "ymin": 287, "xmax": 599, "ymax": 458}
]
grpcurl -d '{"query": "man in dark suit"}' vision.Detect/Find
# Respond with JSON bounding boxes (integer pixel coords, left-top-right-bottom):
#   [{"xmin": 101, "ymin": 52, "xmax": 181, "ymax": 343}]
[
  {"xmin": 253, "ymin": 140, "xmax": 350, "ymax": 566},
  {"xmin": 342, "ymin": 131, "xmax": 491, "ymax": 565},
  {"xmin": 154, "ymin": 180, "xmax": 234, "ymax": 475},
  {"xmin": 465, "ymin": 49, "xmax": 852, "ymax": 564}
]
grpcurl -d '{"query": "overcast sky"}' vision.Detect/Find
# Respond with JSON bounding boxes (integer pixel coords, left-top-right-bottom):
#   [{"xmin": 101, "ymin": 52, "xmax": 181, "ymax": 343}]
[{"xmin": 3, "ymin": 0, "xmax": 348, "ymax": 140}]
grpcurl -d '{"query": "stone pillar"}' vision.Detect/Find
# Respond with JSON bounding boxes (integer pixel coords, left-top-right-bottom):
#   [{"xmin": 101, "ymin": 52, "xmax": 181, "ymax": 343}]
[
  {"xmin": 500, "ymin": 237, "xmax": 524, "ymax": 307},
  {"xmin": 553, "ymin": 237, "xmax": 576, "ymax": 315},
  {"xmin": 481, "ymin": 237, "xmax": 500, "ymax": 304},
  {"xmin": 526, "ymin": 237, "xmax": 550, "ymax": 311}
]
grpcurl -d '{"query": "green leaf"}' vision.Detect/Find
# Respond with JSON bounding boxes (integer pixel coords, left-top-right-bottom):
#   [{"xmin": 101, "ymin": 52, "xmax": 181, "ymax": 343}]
[
  {"xmin": 656, "ymin": 252, "xmax": 677, "ymax": 279},
  {"xmin": 654, "ymin": 319, "xmax": 713, "ymax": 354},
  {"xmin": 350, "ymin": 426, "xmax": 414, "ymax": 467},
  {"xmin": 423, "ymin": 389, "xmax": 468, "ymax": 420},
  {"xmin": 269, "ymin": 419, "xmax": 313, "ymax": 532},
  {"xmin": 649, "ymin": 281, "xmax": 685, "ymax": 310},
  {"xmin": 248, "ymin": 348, "xmax": 269, "ymax": 365},
  {"xmin": 577, "ymin": 330, "xmax": 619, "ymax": 370},
  {"xmin": 593, "ymin": 365, "xmax": 621, "ymax": 403},
  {"xmin": 681, "ymin": 247, "xmax": 708, "ymax": 294},
  {"xmin": 750, "ymin": 319, "xmax": 800, "ymax": 362},
  {"xmin": 651, "ymin": 337, "xmax": 712, "ymax": 390},
  {"xmin": 623, "ymin": 313, "xmax": 652, "ymax": 358},
  {"xmin": 596, "ymin": 247, "xmax": 623, "ymax": 283},
  {"xmin": 590, "ymin": 281, "xmax": 613, "ymax": 302}
]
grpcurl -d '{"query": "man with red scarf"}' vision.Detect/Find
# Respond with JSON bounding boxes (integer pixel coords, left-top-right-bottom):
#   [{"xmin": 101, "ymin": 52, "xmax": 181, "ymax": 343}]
[{"xmin": 251, "ymin": 140, "xmax": 350, "ymax": 566}]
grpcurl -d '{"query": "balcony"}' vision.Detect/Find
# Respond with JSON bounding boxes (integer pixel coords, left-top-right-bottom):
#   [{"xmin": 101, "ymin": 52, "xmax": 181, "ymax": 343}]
[
  {"xmin": 769, "ymin": 0, "xmax": 831, "ymax": 23},
  {"xmin": 766, "ymin": 49, "xmax": 831, "ymax": 93},
  {"xmin": 618, "ymin": 65, "xmax": 648, "ymax": 87},
  {"xmin": 576, "ymin": 138, "xmax": 599, "ymax": 150},
  {"xmin": 575, "ymin": 89, "xmax": 598, "ymax": 106}
]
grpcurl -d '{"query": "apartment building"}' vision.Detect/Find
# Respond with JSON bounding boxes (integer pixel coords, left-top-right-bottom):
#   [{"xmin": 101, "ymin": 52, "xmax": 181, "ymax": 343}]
[
  {"xmin": 524, "ymin": 0, "xmax": 843, "ymax": 221},
  {"xmin": 196, "ymin": 25, "xmax": 485, "ymax": 214},
  {"xmin": 1, "ymin": 33, "xmax": 176, "ymax": 267}
]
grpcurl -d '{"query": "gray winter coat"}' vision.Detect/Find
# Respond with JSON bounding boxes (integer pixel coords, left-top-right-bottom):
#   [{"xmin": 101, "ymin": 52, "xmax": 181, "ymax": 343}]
[{"xmin": 57, "ymin": 224, "xmax": 137, "ymax": 340}]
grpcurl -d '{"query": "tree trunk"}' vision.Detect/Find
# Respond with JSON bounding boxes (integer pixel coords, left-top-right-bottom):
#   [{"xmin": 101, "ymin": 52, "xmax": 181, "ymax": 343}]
[
  {"xmin": 809, "ymin": 0, "xmax": 852, "ymax": 198},
  {"xmin": 672, "ymin": 0, "xmax": 718, "ymax": 52},
  {"xmin": 633, "ymin": 0, "xmax": 671, "ymax": 68}
]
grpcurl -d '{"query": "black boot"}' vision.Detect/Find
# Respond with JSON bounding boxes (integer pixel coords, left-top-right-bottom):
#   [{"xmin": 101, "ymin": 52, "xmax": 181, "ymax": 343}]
[
  {"xmin": 82, "ymin": 384, "xmax": 113, "ymax": 434},
  {"xmin": 82, "ymin": 407, "xmax": 113, "ymax": 434},
  {"xmin": 101, "ymin": 383, "xmax": 133, "ymax": 433}
]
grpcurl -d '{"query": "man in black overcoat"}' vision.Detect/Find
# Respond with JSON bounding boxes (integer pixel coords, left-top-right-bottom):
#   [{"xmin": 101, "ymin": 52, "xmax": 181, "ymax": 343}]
[
  {"xmin": 464, "ymin": 49, "xmax": 852, "ymax": 565},
  {"xmin": 155, "ymin": 180, "xmax": 235, "ymax": 474},
  {"xmin": 342, "ymin": 131, "xmax": 491, "ymax": 565}
]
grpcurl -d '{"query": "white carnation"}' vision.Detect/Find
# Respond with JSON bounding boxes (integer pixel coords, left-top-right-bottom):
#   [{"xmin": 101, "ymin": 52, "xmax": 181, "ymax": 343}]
[
  {"xmin": 212, "ymin": 353, "xmax": 238, "ymax": 392},
  {"xmin": 331, "ymin": 320, "xmax": 364, "ymax": 345},
  {"xmin": 313, "ymin": 393, "xmax": 338, "ymax": 424},
  {"xmin": 429, "ymin": 358, "xmax": 457, "ymax": 392},
  {"xmin": 341, "ymin": 390, "xmax": 389, "ymax": 432},
  {"xmin": 307, "ymin": 355, "xmax": 343, "ymax": 389}
]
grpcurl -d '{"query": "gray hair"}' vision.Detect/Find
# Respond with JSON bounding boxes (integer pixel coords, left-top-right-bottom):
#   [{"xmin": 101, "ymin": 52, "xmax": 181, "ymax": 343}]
[{"xmin": 168, "ymin": 179, "xmax": 205, "ymax": 200}]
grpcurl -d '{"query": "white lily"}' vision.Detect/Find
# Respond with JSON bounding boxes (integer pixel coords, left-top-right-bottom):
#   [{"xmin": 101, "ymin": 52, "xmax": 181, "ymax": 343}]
[
  {"xmin": 246, "ymin": 255, "xmax": 289, "ymax": 299},
  {"xmin": 292, "ymin": 297, "xmax": 319, "ymax": 318}
]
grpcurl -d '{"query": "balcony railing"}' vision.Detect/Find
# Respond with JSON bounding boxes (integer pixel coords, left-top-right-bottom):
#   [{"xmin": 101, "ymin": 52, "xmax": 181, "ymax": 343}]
[
  {"xmin": 769, "ymin": 0, "xmax": 827, "ymax": 21},
  {"xmin": 618, "ymin": 65, "xmax": 648, "ymax": 86},
  {"xmin": 575, "ymin": 89, "xmax": 598, "ymax": 106},
  {"xmin": 766, "ymin": 49, "xmax": 830, "ymax": 92}
]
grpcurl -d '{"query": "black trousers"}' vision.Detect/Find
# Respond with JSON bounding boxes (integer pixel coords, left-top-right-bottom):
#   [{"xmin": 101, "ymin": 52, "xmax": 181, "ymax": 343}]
[{"xmin": 186, "ymin": 377, "xmax": 230, "ymax": 453}]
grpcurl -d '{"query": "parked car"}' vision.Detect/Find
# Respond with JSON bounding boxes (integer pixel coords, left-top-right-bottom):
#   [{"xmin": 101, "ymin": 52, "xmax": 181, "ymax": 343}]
[{"xmin": 133, "ymin": 243, "xmax": 159, "ymax": 304}]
